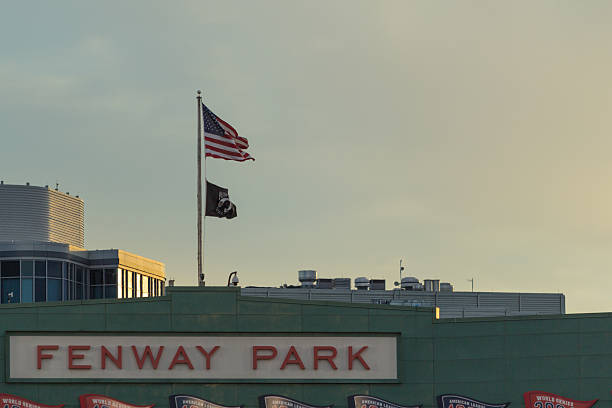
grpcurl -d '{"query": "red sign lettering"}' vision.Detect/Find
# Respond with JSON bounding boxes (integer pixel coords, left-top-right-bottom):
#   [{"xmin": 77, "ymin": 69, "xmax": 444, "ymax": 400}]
[
  {"xmin": 68, "ymin": 345, "xmax": 91, "ymax": 370},
  {"xmin": 252, "ymin": 346, "xmax": 277, "ymax": 369},
  {"xmin": 280, "ymin": 346, "xmax": 305, "ymax": 370},
  {"xmin": 131, "ymin": 345, "xmax": 164, "ymax": 369},
  {"xmin": 168, "ymin": 346, "xmax": 194, "ymax": 370},
  {"xmin": 100, "ymin": 346, "xmax": 122, "ymax": 369},
  {"xmin": 195, "ymin": 345, "xmax": 220, "ymax": 370},
  {"xmin": 314, "ymin": 346, "xmax": 337, "ymax": 370},
  {"xmin": 37, "ymin": 345, "xmax": 58, "ymax": 369},
  {"xmin": 348, "ymin": 346, "xmax": 370, "ymax": 370}
]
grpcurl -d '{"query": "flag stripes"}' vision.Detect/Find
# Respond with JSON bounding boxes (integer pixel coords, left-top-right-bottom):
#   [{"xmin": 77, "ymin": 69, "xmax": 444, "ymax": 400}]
[{"xmin": 202, "ymin": 102, "xmax": 254, "ymax": 161}]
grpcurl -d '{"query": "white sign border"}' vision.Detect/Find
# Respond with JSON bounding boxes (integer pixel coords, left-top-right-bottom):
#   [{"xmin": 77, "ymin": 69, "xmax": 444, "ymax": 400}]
[{"xmin": 6, "ymin": 331, "xmax": 400, "ymax": 384}]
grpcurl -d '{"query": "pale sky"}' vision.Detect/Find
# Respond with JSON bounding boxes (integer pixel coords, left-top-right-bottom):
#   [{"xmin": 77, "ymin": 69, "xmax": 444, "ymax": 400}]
[{"xmin": 2, "ymin": 1, "xmax": 612, "ymax": 313}]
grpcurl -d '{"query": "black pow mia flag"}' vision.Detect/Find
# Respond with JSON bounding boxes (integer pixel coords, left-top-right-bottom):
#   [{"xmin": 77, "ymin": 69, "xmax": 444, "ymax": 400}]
[
  {"xmin": 348, "ymin": 395, "xmax": 422, "ymax": 408},
  {"xmin": 437, "ymin": 395, "xmax": 510, "ymax": 408},
  {"xmin": 169, "ymin": 394, "xmax": 242, "ymax": 408},
  {"xmin": 206, "ymin": 181, "xmax": 237, "ymax": 219},
  {"xmin": 258, "ymin": 395, "xmax": 332, "ymax": 408}
]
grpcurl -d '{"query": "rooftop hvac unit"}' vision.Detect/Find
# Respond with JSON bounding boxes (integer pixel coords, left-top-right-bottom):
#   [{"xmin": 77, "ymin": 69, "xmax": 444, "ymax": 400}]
[
  {"xmin": 316, "ymin": 278, "xmax": 333, "ymax": 289},
  {"xmin": 424, "ymin": 279, "xmax": 440, "ymax": 292},
  {"xmin": 298, "ymin": 270, "xmax": 317, "ymax": 288},
  {"xmin": 355, "ymin": 277, "xmax": 369, "ymax": 290},
  {"xmin": 333, "ymin": 278, "xmax": 351, "ymax": 290},
  {"xmin": 440, "ymin": 282, "xmax": 453, "ymax": 292},
  {"xmin": 369, "ymin": 279, "xmax": 386, "ymax": 291},
  {"xmin": 401, "ymin": 277, "xmax": 423, "ymax": 290}
]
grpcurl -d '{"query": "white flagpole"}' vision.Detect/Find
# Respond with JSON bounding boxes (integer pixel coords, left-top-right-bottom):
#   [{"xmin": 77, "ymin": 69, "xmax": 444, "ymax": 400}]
[{"xmin": 196, "ymin": 90, "xmax": 204, "ymax": 286}]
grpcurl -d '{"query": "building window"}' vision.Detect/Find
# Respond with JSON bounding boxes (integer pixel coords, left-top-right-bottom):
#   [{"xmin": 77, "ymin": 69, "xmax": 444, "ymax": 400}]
[
  {"xmin": 117, "ymin": 269, "xmax": 123, "ymax": 299},
  {"xmin": 89, "ymin": 269, "xmax": 104, "ymax": 299},
  {"xmin": 104, "ymin": 268, "xmax": 117, "ymax": 299},
  {"xmin": 123, "ymin": 268, "xmax": 129, "ymax": 298},
  {"xmin": 75, "ymin": 266, "xmax": 84, "ymax": 300},
  {"xmin": 35, "ymin": 260, "xmax": 46, "ymax": 302},
  {"xmin": 127, "ymin": 271, "xmax": 133, "ymax": 298},
  {"xmin": 47, "ymin": 261, "xmax": 62, "ymax": 301},
  {"xmin": 21, "ymin": 260, "xmax": 33, "ymax": 303},
  {"xmin": 137, "ymin": 274, "xmax": 142, "ymax": 297},
  {"xmin": 1, "ymin": 260, "xmax": 21, "ymax": 304},
  {"xmin": 142, "ymin": 275, "xmax": 149, "ymax": 297}
]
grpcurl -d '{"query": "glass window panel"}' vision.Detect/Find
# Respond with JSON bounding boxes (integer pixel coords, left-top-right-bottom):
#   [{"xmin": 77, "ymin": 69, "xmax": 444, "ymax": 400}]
[
  {"xmin": 136, "ymin": 274, "xmax": 142, "ymax": 297},
  {"xmin": 35, "ymin": 278, "xmax": 46, "ymax": 302},
  {"xmin": 90, "ymin": 286, "xmax": 103, "ymax": 299},
  {"xmin": 75, "ymin": 283, "xmax": 83, "ymax": 300},
  {"xmin": 104, "ymin": 268, "xmax": 117, "ymax": 285},
  {"xmin": 1, "ymin": 278, "xmax": 20, "ymax": 303},
  {"xmin": 63, "ymin": 278, "xmax": 68, "ymax": 301},
  {"xmin": 21, "ymin": 260, "xmax": 33, "ymax": 277},
  {"xmin": 1, "ymin": 261, "xmax": 20, "ymax": 278},
  {"xmin": 142, "ymin": 276, "xmax": 149, "ymax": 297},
  {"xmin": 124, "ymin": 270, "xmax": 128, "ymax": 298},
  {"xmin": 117, "ymin": 270, "xmax": 123, "ymax": 299},
  {"xmin": 69, "ymin": 263, "xmax": 75, "ymax": 281},
  {"xmin": 105, "ymin": 285, "xmax": 117, "ymax": 299},
  {"xmin": 21, "ymin": 278, "xmax": 33, "ymax": 303},
  {"xmin": 127, "ymin": 271, "xmax": 133, "ymax": 298},
  {"xmin": 35, "ymin": 261, "xmax": 46, "ymax": 277},
  {"xmin": 48, "ymin": 279, "xmax": 62, "ymax": 301},
  {"xmin": 47, "ymin": 261, "xmax": 62, "ymax": 278},
  {"xmin": 76, "ymin": 267, "xmax": 84, "ymax": 283},
  {"xmin": 90, "ymin": 269, "xmax": 103, "ymax": 285}
]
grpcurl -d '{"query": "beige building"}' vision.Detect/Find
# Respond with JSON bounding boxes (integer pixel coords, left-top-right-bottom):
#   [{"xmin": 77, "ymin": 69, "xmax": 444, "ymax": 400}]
[{"xmin": 0, "ymin": 183, "xmax": 165, "ymax": 304}]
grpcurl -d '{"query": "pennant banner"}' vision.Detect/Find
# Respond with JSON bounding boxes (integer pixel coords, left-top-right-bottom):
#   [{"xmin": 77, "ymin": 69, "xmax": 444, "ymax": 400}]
[
  {"xmin": 348, "ymin": 395, "xmax": 421, "ymax": 408},
  {"xmin": 0, "ymin": 394, "xmax": 64, "ymax": 408},
  {"xmin": 79, "ymin": 395, "xmax": 154, "ymax": 408},
  {"xmin": 437, "ymin": 395, "xmax": 509, "ymax": 408},
  {"xmin": 169, "ymin": 395, "xmax": 242, "ymax": 408},
  {"xmin": 523, "ymin": 392, "xmax": 597, "ymax": 408},
  {"xmin": 258, "ymin": 395, "xmax": 332, "ymax": 408}
]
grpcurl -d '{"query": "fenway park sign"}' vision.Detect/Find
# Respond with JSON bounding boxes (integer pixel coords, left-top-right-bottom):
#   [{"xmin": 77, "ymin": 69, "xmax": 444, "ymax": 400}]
[{"xmin": 7, "ymin": 334, "xmax": 397, "ymax": 382}]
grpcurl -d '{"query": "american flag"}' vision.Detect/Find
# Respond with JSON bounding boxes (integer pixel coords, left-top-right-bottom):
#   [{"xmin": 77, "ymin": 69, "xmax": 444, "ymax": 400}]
[{"xmin": 202, "ymin": 102, "xmax": 254, "ymax": 162}]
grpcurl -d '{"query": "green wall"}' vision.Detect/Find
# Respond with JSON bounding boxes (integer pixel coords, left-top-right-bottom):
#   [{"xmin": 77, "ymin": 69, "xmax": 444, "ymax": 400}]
[{"xmin": 0, "ymin": 287, "xmax": 610, "ymax": 408}]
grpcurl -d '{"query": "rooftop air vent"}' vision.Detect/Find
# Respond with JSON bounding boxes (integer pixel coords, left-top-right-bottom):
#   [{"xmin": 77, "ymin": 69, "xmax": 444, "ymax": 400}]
[
  {"xmin": 298, "ymin": 270, "xmax": 317, "ymax": 288},
  {"xmin": 355, "ymin": 277, "xmax": 369, "ymax": 290},
  {"xmin": 401, "ymin": 277, "xmax": 423, "ymax": 290}
]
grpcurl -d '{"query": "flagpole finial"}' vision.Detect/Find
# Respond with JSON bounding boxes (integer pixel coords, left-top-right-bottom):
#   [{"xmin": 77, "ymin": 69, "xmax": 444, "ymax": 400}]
[{"xmin": 197, "ymin": 90, "xmax": 202, "ymax": 97}]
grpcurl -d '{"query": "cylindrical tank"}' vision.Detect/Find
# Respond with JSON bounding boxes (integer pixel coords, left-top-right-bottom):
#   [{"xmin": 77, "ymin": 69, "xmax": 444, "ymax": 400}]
[
  {"xmin": 424, "ymin": 279, "xmax": 440, "ymax": 292},
  {"xmin": 432, "ymin": 279, "xmax": 440, "ymax": 292}
]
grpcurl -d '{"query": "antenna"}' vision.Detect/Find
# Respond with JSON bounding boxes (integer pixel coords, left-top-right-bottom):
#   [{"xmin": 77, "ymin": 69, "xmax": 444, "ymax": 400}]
[
  {"xmin": 467, "ymin": 278, "xmax": 474, "ymax": 292},
  {"xmin": 55, "ymin": 181, "xmax": 59, "ymax": 191},
  {"xmin": 394, "ymin": 259, "xmax": 406, "ymax": 287}
]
